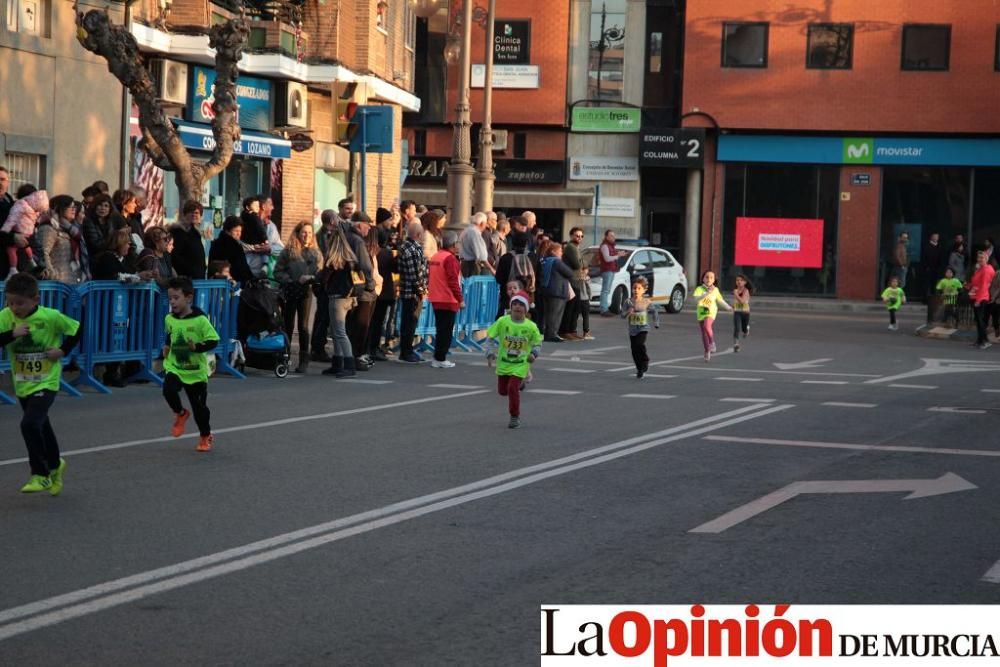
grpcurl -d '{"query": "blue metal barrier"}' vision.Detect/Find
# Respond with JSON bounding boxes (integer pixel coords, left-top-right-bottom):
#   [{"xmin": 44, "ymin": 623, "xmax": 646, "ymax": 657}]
[
  {"xmin": 391, "ymin": 279, "xmax": 501, "ymax": 355},
  {"xmin": 74, "ymin": 281, "xmax": 163, "ymax": 393},
  {"xmin": 0, "ymin": 280, "xmax": 84, "ymax": 405},
  {"xmin": 192, "ymin": 280, "xmax": 245, "ymax": 378}
]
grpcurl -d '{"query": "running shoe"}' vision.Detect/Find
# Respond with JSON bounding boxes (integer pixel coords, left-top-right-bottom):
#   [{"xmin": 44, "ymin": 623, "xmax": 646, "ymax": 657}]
[
  {"xmin": 400, "ymin": 353, "xmax": 424, "ymax": 363},
  {"xmin": 171, "ymin": 409, "xmax": 190, "ymax": 438},
  {"xmin": 20, "ymin": 475, "xmax": 52, "ymax": 493},
  {"xmin": 582, "ymin": 331, "xmax": 595, "ymax": 340},
  {"xmin": 430, "ymin": 360, "xmax": 456, "ymax": 368},
  {"xmin": 196, "ymin": 434, "xmax": 214, "ymax": 452},
  {"xmin": 704, "ymin": 351, "xmax": 711, "ymax": 362},
  {"xmin": 734, "ymin": 341, "xmax": 741, "ymax": 352},
  {"xmin": 710, "ymin": 342, "xmax": 717, "ymax": 353},
  {"xmin": 636, "ymin": 370, "xmax": 645, "ymax": 379},
  {"xmin": 49, "ymin": 458, "xmax": 67, "ymax": 497},
  {"xmin": 508, "ymin": 416, "xmax": 520, "ymax": 429},
  {"xmin": 980, "ymin": 342, "xmax": 993, "ymax": 350}
]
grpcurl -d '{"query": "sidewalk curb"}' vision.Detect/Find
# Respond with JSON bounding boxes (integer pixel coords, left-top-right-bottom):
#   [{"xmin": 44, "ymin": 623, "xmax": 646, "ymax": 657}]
[{"xmin": 749, "ymin": 297, "xmax": 923, "ymax": 314}]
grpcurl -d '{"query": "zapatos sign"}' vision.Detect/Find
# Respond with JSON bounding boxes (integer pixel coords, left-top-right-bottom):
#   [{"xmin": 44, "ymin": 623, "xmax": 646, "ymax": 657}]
[{"xmin": 542, "ymin": 605, "xmax": 1000, "ymax": 665}]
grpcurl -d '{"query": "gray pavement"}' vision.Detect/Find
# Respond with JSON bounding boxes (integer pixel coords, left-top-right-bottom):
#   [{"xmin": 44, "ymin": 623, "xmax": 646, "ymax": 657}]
[{"xmin": 0, "ymin": 306, "xmax": 999, "ymax": 665}]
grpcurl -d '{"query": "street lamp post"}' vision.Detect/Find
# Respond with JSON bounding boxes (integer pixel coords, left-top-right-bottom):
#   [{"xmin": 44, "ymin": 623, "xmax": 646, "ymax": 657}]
[
  {"xmin": 445, "ymin": 0, "xmax": 475, "ymax": 229},
  {"xmin": 473, "ymin": 0, "xmax": 496, "ymax": 213}
]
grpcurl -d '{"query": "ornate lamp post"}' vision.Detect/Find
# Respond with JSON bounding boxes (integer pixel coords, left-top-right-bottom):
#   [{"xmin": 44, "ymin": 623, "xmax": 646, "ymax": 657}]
[
  {"xmin": 591, "ymin": 1, "xmax": 624, "ymax": 101},
  {"xmin": 443, "ymin": 0, "xmax": 475, "ymax": 229},
  {"xmin": 473, "ymin": 0, "xmax": 496, "ymax": 213}
]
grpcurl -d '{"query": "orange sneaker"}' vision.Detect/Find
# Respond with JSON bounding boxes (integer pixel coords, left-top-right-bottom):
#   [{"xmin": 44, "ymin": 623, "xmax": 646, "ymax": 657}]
[
  {"xmin": 171, "ymin": 409, "xmax": 190, "ymax": 438},
  {"xmin": 196, "ymin": 434, "xmax": 213, "ymax": 452}
]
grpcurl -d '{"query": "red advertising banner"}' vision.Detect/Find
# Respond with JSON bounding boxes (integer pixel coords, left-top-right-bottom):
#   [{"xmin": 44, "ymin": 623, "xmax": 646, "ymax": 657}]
[{"xmin": 734, "ymin": 217, "xmax": 825, "ymax": 268}]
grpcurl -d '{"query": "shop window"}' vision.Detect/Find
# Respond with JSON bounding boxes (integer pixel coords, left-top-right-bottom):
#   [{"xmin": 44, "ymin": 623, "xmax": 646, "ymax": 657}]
[
  {"xmin": 722, "ymin": 22, "xmax": 768, "ymax": 68},
  {"xmin": 973, "ymin": 169, "xmax": 1000, "ymax": 258},
  {"xmin": 5, "ymin": 0, "xmax": 48, "ymax": 37},
  {"xmin": 648, "ymin": 31, "xmax": 662, "ymax": 73},
  {"xmin": 404, "ymin": 0, "xmax": 415, "ymax": 50},
  {"xmin": 588, "ymin": 0, "xmax": 627, "ymax": 101},
  {"xmin": 376, "ymin": 1, "xmax": 389, "ymax": 34},
  {"xmin": 248, "ymin": 27, "xmax": 266, "ymax": 49},
  {"xmin": 513, "ymin": 132, "xmax": 526, "ymax": 159},
  {"xmin": 901, "ymin": 24, "xmax": 950, "ymax": 71},
  {"xmin": 807, "ymin": 23, "xmax": 853, "ymax": 69},
  {"xmin": 4, "ymin": 152, "xmax": 45, "ymax": 191},
  {"xmin": 279, "ymin": 30, "xmax": 296, "ymax": 56},
  {"xmin": 413, "ymin": 130, "xmax": 426, "ymax": 155},
  {"xmin": 722, "ymin": 163, "xmax": 839, "ymax": 296}
]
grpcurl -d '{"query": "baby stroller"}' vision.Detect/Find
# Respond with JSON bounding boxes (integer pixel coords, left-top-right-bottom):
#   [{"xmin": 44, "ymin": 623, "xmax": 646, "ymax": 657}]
[{"xmin": 235, "ymin": 279, "xmax": 290, "ymax": 378}]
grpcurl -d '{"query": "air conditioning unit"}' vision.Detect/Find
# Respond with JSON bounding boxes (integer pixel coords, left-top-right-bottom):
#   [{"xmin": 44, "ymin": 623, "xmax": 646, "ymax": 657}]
[
  {"xmin": 275, "ymin": 81, "xmax": 308, "ymax": 128},
  {"xmin": 492, "ymin": 129, "xmax": 508, "ymax": 152},
  {"xmin": 149, "ymin": 59, "xmax": 188, "ymax": 105}
]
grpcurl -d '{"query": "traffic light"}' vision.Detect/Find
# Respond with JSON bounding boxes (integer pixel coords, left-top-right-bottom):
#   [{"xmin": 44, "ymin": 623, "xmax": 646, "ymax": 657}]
[{"xmin": 337, "ymin": 83, "xmax": 358, "ymax": 144}]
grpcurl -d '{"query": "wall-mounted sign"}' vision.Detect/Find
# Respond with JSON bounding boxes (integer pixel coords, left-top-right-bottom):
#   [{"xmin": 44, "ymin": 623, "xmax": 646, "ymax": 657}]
[
  {"xmin": 570, "ymin": 107, "xmax": 641, "ymax": 133},
  {"xmin": 190, "ymin": 66, "xmax": 272, "ymax": 132},
  {"xmin": 580, "ymin": 197, "xmax": 636, "ymax": 218},
  {"xmin": 407, "ymin": 156, "xmax": 563, "ymax": 185},
  {"xmin": 720, "ymin": 134, "xmax": 1000, "ymax": 167},
  {"xmin": 174, "ymin": 119, "xmax": 291, "ymax": 159},
  {"xmin": 569, "ymin": 156, "xmax": 639, "ymax": 181},
  {"xmin": 494, "ymin": 19, "xmax": 530, "ymax": 64},
  {"xmin": 639, "ymin": 128, "xmax": 706, "ymax": 168},
  {"xmin": 471, "ymin": 64, "xmax": 540, "ymax": 89},
  {"xmin": 734, "ymin": 217, "xmax": 824, "ymax": 268},
  {"xmin": 289, "ymin": 133, "xmax": 314, "ymax": 152},
  {"xmin": 851, "ymin": 173, "xmax": 871, "ymax": 186}
]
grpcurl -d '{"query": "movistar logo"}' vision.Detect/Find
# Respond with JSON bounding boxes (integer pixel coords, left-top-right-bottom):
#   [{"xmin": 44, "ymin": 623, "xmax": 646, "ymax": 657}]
[{"xmin": 843, "ymin": 138, "xmax": 874, "ymax": 164}]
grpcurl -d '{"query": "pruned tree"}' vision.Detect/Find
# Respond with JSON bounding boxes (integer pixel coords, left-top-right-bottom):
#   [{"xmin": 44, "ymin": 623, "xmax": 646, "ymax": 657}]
[{"xmin": 74, "ymin": 2, "xmax": 250, "ymax": 204}]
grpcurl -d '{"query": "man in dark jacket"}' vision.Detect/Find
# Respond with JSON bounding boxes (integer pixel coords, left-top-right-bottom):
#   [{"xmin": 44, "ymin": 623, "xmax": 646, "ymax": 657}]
[
  {"xmin": 559, "ymin": 226, "xmax": 588, "ymax": 340},
  {"xmin": 0, "ymin": 166, "xmax": 15, "ymax": 275},
  {"xmin": 346, "ymin": 212, "xmax": 377, "ymax": 369},
  {"xmin": 170, "ymin": 200, "xmax": 207, "ymax": 279},
  {"xmin": 209, "ymin": 217, "xmax": 254, "ymax": 284},
  {"xmin": 310, "ymin": 209, "xmax": 339, "ymax": 362}
]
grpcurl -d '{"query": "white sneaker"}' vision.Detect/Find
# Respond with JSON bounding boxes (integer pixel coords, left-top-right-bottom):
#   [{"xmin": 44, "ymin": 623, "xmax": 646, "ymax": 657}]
[{"xmin": 430, "ymin": 359, "xmax": 456, "ymax": 368}]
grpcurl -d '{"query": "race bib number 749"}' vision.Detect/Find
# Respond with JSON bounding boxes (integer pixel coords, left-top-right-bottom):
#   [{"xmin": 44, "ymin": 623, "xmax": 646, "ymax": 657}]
[{"xmin": 14, "ymin": 352, "xmax": 49, "ymax": 382}]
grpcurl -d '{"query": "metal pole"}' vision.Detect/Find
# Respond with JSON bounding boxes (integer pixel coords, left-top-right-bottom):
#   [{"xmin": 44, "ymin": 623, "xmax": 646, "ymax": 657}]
[
  {"xmin": 360, "ymin": 109, "xmax": 368, "ymax": 213},
  {"xmin": 474, "ymin": 0, "xmax": 496, "ymax": 213},
  {"xmin": 592, "ymin": 183, "xmax": 600, "ymax": 245},
  {"xmin": 445, "ymin": 0, "xmax": 475, "ymax": 230},
  {"xmin": 684, "ymin": 168, "xmax": 702, "ymax": 287}
]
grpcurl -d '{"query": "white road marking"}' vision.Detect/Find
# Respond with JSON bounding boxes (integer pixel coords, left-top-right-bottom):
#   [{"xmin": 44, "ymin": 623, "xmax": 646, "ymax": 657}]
[
  {"xmin": 822, "ymin": 402, "xmax": 877, "ymax": 408},
  {"xmin": 774, "ymin": 358, "xmax": 832, "ymax": 370},
  {"xmin": 0, "ymin": 390, "xmax": 490, "ymax": 468},
  {"xmin": 661, "ymin": 365, "xmax": 878, "ymax": 378},
  {"xmin": 524, "ymin": 389, "xmax": 582, "ymax": 395},
  {"xmin": 721, "ymin": 398, "xmax": 776, "ymax": 403},
  {"xmin": 981, "ymin": 389, "xmax": 1000, "ymax": 394},
  {"xmin": 339, "ymin": 379, "xmax": 394, "ymax": 385},
  {"xmin": 928, "ymin": 407, "xmax": 987, "ymax": 414},
  {"xmin": 621, "ymin": 394, "xmax": 675, "ymax": 400},
  {"xmin": 866, "ymin": 358, "xmax": 1000, "ymax": 384},
  {"xmin": 550, "ymin": 345, "xmax": 624, "ymax": 357},
  {"xmin": 427, "ymin": 384, "xmax": 484, "ymax": 390},
  {"xmin": 549, "ymin": 368, "xmax": 597, "ymax": 374},
  {"xmin": 0, "ymin": 403, "xmax": 792, "ymax": 640},
  {"xmin": 801, "ymin": 380, "xmax": 849, "ymax": 385},
  {"xmin": 606, "ymin": 350, "xmax": 733, "ymax": 373},
  {"xmin": 704, "ymin": 435, "xmax": 1000, "ymax": 458},
  {"xmin": 983, "ymin": 559, "xmax": 1000, "ymax": 584},
  {"xmin": 715, "ymin": 377, "xmax": 763, "ymax": 382},
  {"xmin": 642, "ymin": 373, "xmax": 677, "ymax": 379},
  {"xmin": 888, "ymin": 384, "xmax": 938, "ymax": 390}
]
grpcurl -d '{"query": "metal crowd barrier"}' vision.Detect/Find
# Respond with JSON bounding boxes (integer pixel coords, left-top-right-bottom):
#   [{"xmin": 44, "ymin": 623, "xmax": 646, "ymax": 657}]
[
  {"xmin": 392, "ymin": 278, "xmax": 501, "ymax": 354},
  {"xmin": 1, "ymin": 279, "xmax": 243, "ymax": 403}
]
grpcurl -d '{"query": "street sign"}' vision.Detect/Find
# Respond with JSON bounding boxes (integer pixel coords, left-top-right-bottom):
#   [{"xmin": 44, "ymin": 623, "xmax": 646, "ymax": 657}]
[
  {"xmin": 349, "ymin": 105, "xmax": 394, "ymax": 154},
  {"xmin": 289, "ymin": 133, "xmax": 314, "ymax": 152},
  {"xmin": 570, "ymin": 107, "xmax": 641, "ymax": 133},
  {"xmin": 639, "ymin": 127, "xmax": 706, "ymax": 168}
]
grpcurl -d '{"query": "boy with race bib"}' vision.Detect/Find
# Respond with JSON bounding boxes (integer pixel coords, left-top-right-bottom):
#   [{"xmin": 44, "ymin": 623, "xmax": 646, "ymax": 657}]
[
  {"xmin": 0, "ymin": 273, "xmax": 80, "ymax": 494},
  {"xmin": 621, "ymin": 276, "xmax": 660, "ymax": 379},
  {"xmin": 486, "ymin": 291, "xmax": 542, "ymax": 429}
]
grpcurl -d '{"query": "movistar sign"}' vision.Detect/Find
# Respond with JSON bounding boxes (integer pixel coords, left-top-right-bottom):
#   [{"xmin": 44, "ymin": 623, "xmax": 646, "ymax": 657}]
[{"xmin": 719, "ymin": 135, "xmax": 1000, "ymax": 167}]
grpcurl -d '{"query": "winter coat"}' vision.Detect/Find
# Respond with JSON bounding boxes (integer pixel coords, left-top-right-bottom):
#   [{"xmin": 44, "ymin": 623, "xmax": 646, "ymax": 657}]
[
  {"xmin": 541, "ymin": 256, "xmax": 574, "ymax": 300},
  {"xmin": 36, "ymin": 218, "xmax": 85, "ymax": 285},
  {"xmin": 1, "ymin": 190, "xmax": 48, "ymax": 236}
]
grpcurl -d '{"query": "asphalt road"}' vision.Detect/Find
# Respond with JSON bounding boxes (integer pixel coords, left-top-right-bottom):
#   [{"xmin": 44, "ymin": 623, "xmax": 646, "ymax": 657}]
[{"xmin": 0, "ymin": 307, "xmax": 998, "ymax": 665}]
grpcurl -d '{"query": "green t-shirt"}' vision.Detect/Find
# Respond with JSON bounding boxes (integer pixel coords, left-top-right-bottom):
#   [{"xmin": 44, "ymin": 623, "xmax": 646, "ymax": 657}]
[
  {"xmin": 163, "ymin": 309, "xmax": 220, "ymax": 384},
  {"xmin": 693, "ymin": 285, "xmax": 724, "ymax": 321},
  {"xmin": 936, "ymin": 277, "xmax": 963, "ymax": 305},
  {"xmin": 881, "ymin": 286, "xmax": 906, "ymax": 311},
  {"xmin": 487, "ymin": 315, "xmax": 542, "ymax": 379},
  {"xmin": 0, "ymin": 305, "xmax": 80, "ymax": 397}
]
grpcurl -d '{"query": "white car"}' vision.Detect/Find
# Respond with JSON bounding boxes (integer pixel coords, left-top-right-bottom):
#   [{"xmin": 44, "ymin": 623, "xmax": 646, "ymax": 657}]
[{"xmin": 580, "ymin": 245, "xmax": 688, "ymax": 314}]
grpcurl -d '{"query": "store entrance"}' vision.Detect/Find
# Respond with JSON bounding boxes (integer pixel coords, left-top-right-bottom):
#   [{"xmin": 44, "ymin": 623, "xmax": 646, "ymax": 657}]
[
  {"xmin": 644, "ymin": 198, "xmax": 684, "ymax": 257},
  {"xmin": 223, "ymin": 159, "xmax": 265, "ymax": 217}
]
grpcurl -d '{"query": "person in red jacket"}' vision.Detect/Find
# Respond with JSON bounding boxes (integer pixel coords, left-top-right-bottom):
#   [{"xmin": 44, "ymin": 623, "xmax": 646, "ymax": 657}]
[
  {"xmin": 428, "ymin": 230, "xmax": 464, "ymax": 368},
  {"xmin": 967, "ymin": 250, "xmax": 997, "ymax": 349}
]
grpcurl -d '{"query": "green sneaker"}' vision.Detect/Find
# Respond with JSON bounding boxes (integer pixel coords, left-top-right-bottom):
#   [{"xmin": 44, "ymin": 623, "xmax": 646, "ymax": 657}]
[
  {"xmin": 49, "ymin": 458, "xmax": 67, "ymax": 496},
  {"xmin": 20, "ymin": 475, "xmax": 52, "ymax": 493}
]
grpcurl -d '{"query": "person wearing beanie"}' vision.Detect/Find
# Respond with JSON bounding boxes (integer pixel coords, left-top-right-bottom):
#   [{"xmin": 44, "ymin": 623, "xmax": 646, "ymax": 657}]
[
  {"xmin": 427, "ymin": 230, "xmax": 464, "ymax": 368},
  {"xmin": 486, "ymin": 290, "xmax": 542, "ymax": 429}
]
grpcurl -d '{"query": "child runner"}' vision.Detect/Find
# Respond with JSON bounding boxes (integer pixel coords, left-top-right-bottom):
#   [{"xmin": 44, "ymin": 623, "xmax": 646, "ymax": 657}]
[
  {"xmin": 936, "ymin": 267, "xmax": 963, "ymax": 328},
  {"xmin": 162, "ymin": 276, "xmax": 220, "ymax": 452},
  {"xmin": 732, "ymin": 274, "xmax": 752, "ymax": 352},
  {"xmin": 621, "ymin": 276, "xmax": 659, "ymax": 379},
  {"xmin": 486, "ymin": 291, "xmax": 542, "ymax": 429},
  {"xmin": 0, "ymin": 272, "xmax": 80, "ymax": 494},
  {"xmin": 881, "ymin": 276, "xmax": 906, "ymax": 331},
  {"xmin": 693, "ymin": 270, "xmax": 732, "ymax": 362}
]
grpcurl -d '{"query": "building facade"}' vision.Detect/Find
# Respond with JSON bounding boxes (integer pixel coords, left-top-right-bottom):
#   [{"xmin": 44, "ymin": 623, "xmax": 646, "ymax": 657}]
[
  {"xmin": 1, "ymin": 0, "xmax": 124, "ymax": 195},
  {"xmin": 683, "ymin": 1, "xmax": 1000, "ymax": 299}
]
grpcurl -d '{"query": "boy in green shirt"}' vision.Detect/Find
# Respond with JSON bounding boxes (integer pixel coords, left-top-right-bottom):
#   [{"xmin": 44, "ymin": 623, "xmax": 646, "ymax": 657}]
[
  {"xmin": 936, "ymin": 267, "xmax": 963, "ymax": 328},
  {"xmin": 0, "ymin": 273, "xmax": 80, "ymax": 494},
  {"xmin": 162, "ymin": 277, "xmax": 220, "ymax": 452},
  {"xmin": 881, "ymin": 276, "xmax": 906, "ymax": 331},
  {"xmin": 486, "ymin": 291, "xmax": 542, "ymax": 429}
]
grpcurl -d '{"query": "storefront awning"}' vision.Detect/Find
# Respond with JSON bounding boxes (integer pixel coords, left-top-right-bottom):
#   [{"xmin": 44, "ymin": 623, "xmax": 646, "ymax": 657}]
[
  {"xmin": 173, "ymin": 120, "xmax": 292, "ymax": 159},
  {"xmin": 400, "ymin": 186, "xmax": 595, "ymax": 210}
]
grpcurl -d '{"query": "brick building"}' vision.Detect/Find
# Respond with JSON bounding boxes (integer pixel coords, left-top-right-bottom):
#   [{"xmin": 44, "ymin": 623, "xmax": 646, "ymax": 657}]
[
  {"xmin": 683, "ymin": 1, "xmax": 1000, "ymax": 299},
  {"xmin": 402, "ymin": 0, "xmax": 589, "ymax": 233},
  {"xmin": 128, "ymin": 0, "xmax": 419, "ymax": 239}
]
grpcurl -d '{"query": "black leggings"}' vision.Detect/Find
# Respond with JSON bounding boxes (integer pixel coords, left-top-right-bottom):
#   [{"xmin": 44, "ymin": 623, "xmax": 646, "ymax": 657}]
[
  {"xmin": 733, "ymin": 311, "xmax": 750, "ymax": 339},
  {"xmin": 630, "ymin": 332, "xmax": 649, "ymax": 372},
  {"xmin": 433, "ymin": 308, "xmax": 457, "ymax": 361},
  {"xmin": 974, "ymin": 303, "xmax": 990, "ymax": 345},
  {"xmin": 283, "ymin": 293, "xmax": 313, "ymax": 356},
  {"xmin": 19, "ymin": 390, "xmax": 60, "ymax": 477},
  {"xmin": 163, "ymin": 373, "xmax": 211, "ymax": 436}
]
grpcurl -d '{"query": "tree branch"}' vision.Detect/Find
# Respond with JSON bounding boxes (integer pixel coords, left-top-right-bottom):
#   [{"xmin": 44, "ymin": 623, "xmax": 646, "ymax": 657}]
[
  {"xmin": 139, "ymin": 126, "xmax": 174, "ymax": 171},
  {"xmin": 202, "ymin": 17, "xmax": 251, "ymax": 182}
]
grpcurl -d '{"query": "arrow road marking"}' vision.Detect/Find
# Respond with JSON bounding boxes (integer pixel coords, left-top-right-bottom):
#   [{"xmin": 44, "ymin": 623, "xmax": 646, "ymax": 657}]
[
  {"xmin": 690, "ymin": 473, "xmax": 977, "ymax": 534},
  {"xmin": 867, "ymin": 358, "xmax": 1000, "ymax": 384},
  {"xmin": 983, "ymin": 559, "xmax": 1000, "ymax": 584},
  {"xmin": 773, "ymin": 358, "xmax": 832, "ymax": 370}
]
